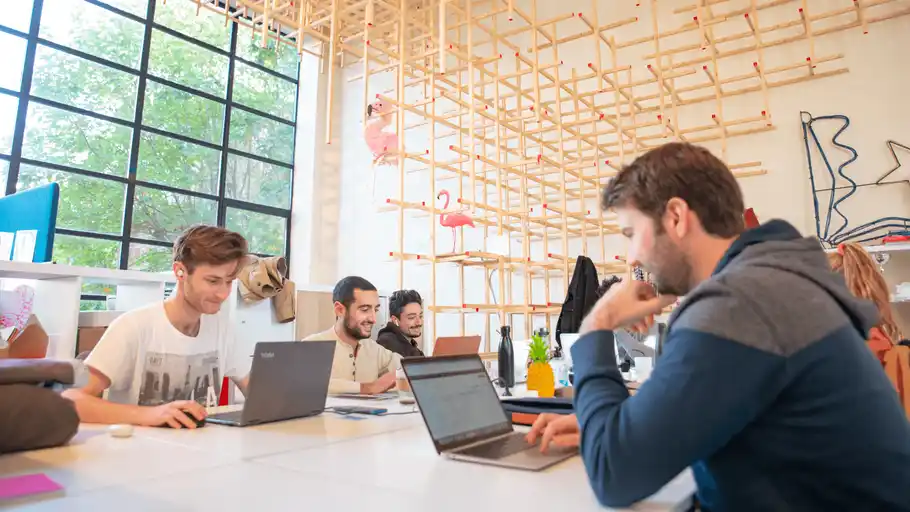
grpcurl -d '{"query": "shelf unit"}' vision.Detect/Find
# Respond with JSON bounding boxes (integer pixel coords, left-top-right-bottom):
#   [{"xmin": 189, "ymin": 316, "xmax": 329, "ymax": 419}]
[
  {"xmin": 0, "ymin": 261, "xmax": 172, "ymax": 360},
  {"xmin": 0, "ymin": 261, "xmax": 296, "ymax": 365},
  {"xmin": 180, "ymin": 0, "xmax": 910, "ymax": 347}
]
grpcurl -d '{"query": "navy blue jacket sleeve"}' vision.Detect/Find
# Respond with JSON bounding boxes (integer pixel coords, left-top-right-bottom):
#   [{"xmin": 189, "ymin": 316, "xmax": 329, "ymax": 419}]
[{"xmin": 571, "ymin": 327, "xmax": 785, "ymax": 507}]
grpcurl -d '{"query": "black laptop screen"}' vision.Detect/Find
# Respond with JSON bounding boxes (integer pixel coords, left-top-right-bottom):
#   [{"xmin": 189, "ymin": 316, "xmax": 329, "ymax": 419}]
[{"xmin": 404, "ymin": 357, "xmax": 512, "ymax": 451}]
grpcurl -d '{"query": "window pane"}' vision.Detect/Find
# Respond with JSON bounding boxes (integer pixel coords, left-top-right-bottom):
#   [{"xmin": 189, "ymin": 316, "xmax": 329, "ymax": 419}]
[
  {"xmin": 229, "ymin": 110, "xmax": 294, "ymax": 164},
  {"xmin": 1, "ymin": 0, "xmax": 34, "ymax": 32},
  {"xmin": 132, "ymin": 186, "xmax": 217, "ymax": 242},
  {"xmin": 0, "ymin": 95, "xmax": 17, "ymax": 155},
  {"xmin": 32, "ymin": 44, "xmax": 138, "ymax": 120},
  {"xmin": 236, "ymin": 32, "xmax": 299, "ymax": 79},
  {"xmin": 83, "ymin": 281, "xmax": 116, "ymax": 297},
  {"xmin": 153, "ymin": 0, "xmax": 230, "ymax": 50},
  {"xmin": 80, "ymin": 299, "xmax": 108, "ymax": 311},
  {"xmin": 0, "ymin": 160, "xmax": 8, "ymax": 197},
  {"xmin": 127, "ymin": 243, "xmax": 172, "ymax": 272},
  {"xmin": 148, "ymin": 29, "xmax": 228, "ymax": 97},
  {"xmin": 142, "ymin": 80, "xmax": 224, "ymax": 144},
  {"xmin": 225, "ymin": 208, "xmax": 286, "ymax": 255},
  {"xmin": 40, "ymin": 0, "xmax": 144, "ymax": 69},
  {"xmin": 52, "ymin": 234, "xmax": 121, "ymax": 269},
  {"xmin": 22, "ymin": 103, "xmax": 131, "ymax": 177},
  {"xmin": 0, "ymin": 32, "xmax": 28, "ymax": 92},
  {"xmin": 233, "ymin": 61, "xmax": 296, "ymax": 121},
  {"xmin": 137, "ymin": 131, "xmax": 220, "ymax": 194},
  {"xmin": 17, "ymin": 165, "xmax": 125, "ymax": 235},
  {"xmin": 225, "ymin": 155, "xmax": 291, "ymax": 209},
  {"xmin": 99, "ymin": 0, "xmax": 148, "ymax": 17}
]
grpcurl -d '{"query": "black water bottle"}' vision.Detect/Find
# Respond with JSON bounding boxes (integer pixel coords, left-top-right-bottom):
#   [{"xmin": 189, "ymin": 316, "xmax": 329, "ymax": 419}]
[{"xmin": 498, "ymin": 325, "xmax": 515, "ymax": 395}]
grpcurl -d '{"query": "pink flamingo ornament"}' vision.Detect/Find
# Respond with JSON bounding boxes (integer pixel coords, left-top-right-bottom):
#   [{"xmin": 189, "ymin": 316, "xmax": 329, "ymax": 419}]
[
  {"xmin": 437, "ymin": 189, "xmax": 475, "ymax": 253},
  {"xmin": 364, "ymin": 100, "xmax": 399, "ymax": 167}
]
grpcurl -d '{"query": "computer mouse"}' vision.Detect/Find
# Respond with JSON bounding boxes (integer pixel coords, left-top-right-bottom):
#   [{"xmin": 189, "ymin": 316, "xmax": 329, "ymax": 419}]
[
  {"xmin": 108, "ymin": 424, "xmax": 133, "ymax": 438},
  {"xmin": 185, "ymin": 410, "xmax": 206, "ymax": 428}
]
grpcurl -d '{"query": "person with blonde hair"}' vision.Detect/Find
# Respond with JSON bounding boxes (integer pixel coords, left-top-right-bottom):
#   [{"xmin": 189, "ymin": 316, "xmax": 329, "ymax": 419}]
[
  {"xmin": 828, "ymin": 242, "xmax": 909, "ymax": 419},
  {"xmin": 827, "ymin": 242, "xmax": 904, "ymax": 359}
]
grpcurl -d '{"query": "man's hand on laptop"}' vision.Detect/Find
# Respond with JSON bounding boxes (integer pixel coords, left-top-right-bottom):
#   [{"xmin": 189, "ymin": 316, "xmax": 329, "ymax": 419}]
[
  {"xmin": 526, "ymin": 413, "xmax": 580, "ymax": 453},
  {"xmin": 138, "ymin": 400, "xmax": 206, "ymax": 429},
  {"xmin": 360, "ymin": 371, "xmax": 397, "ymax": 395},
  {"xmin": 581, "ymin": 280, "xmax": 677, "ymax": 335}
]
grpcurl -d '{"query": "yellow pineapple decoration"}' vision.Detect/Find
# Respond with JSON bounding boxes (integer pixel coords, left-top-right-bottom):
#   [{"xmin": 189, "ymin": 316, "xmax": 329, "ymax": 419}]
[{"xmin": 526, "ymin": 333, "xmax": 555, "ymax": 398}]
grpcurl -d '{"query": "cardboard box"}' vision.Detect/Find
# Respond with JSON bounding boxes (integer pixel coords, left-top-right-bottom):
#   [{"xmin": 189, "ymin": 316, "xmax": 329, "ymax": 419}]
[
  {"xmin": 76, "ymin": 327, "xmax": 107, "ymax": 358},
  {"xmin": 0, "ymin": 315, "xmax": 48, "ymax": 359}
]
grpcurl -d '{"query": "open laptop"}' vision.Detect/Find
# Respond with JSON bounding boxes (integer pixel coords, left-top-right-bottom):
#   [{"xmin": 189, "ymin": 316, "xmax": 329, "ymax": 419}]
[
  {"xmin": 401, "ymin": 354, "xmax": 577, "ymax": 471},
  {"xmin": 432, "ymin": 335, "xmax": 481, "ymax": 356},
  {"xmin": 207, "ymin": 341, "xmax": 334, "ymax": 427}
]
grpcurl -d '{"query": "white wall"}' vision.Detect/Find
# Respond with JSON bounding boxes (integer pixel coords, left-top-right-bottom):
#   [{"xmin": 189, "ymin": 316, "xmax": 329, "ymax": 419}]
[{"xmin": 291, "ymin": 1, "xmax": 910, "ymax": 346}]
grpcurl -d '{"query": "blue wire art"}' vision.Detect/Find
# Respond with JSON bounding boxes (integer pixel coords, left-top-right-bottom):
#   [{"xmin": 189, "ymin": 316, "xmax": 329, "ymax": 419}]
[{"xmin": 800, "ymin": 111, "xmax": 910, "ymax": 247}]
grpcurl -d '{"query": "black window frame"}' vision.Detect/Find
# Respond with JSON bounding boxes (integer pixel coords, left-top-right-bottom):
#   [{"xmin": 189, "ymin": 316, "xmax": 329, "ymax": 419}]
[{"xmin": 1, "ymin": 0, "xmax": 298, "ymax": 276}]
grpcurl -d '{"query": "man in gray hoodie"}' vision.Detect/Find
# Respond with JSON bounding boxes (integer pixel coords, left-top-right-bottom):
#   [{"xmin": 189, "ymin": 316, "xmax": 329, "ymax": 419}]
[{"xmin": 528, "ymin": 142, "xmax": 910, "ymax": 511}]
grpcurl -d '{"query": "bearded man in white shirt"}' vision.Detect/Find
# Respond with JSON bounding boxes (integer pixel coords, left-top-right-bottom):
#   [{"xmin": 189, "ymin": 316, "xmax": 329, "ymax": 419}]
[
  {"xmin": 302, "ymin": 276, "xmax": 400, "ymax": 395},
  {"xmin": 63, "ymin": 225, "xmax": 251, "ymax": 429}
]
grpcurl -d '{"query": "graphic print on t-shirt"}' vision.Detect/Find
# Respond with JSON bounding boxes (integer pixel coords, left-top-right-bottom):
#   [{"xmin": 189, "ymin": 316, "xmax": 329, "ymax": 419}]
[{"xmin": 137, "ymin": 350, "xmax": 221, "ymax": 407}]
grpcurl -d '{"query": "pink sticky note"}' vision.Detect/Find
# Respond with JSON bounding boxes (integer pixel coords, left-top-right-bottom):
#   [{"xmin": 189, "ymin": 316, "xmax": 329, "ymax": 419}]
[{"xmin": 0, "ymin": 473, "xmax": 63, "ymax": 500}]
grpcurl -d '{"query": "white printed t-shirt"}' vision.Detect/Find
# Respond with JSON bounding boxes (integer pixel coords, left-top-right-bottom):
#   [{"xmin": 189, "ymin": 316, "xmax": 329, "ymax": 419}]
[{"xmin": 85, "ymin": 302, "xmax": 240, "ymax": 408}]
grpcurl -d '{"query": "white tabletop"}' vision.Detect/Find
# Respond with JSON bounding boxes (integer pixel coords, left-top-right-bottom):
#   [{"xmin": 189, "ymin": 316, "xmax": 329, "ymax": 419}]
[{"xmin": 0, "ymin": 398, "xmax": 695, "ymax": 511}]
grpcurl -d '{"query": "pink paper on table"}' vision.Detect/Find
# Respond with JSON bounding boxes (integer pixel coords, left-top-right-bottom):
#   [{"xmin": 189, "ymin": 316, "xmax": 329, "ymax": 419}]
[{"xmin": 0, "ymin": 474, "xmax": 63, "ymax": 500}]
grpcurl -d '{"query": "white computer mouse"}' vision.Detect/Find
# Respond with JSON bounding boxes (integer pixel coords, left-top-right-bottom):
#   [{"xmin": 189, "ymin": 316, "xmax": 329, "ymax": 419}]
[{"xmin": 108, "ymin": 424, "xmax": 134, "ymax": 438}]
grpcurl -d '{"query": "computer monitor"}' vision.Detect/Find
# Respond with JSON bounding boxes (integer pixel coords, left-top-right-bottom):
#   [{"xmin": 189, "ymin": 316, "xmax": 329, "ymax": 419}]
[{"xmin": 0, "ymin": 183, "xmax": 59, "ymax": 262}]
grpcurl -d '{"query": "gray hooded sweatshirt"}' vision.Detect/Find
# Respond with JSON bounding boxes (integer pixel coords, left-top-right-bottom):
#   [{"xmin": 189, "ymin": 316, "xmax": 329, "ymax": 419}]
[{"xmin": 571, "ymin": 219, "xmax": 910, "ymax": 511}]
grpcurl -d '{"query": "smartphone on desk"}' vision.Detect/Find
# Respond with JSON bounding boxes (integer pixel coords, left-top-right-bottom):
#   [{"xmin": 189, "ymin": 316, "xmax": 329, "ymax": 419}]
[{"xmin": 332, "ymin": 405, "xmax": 388, "ymax": 415}]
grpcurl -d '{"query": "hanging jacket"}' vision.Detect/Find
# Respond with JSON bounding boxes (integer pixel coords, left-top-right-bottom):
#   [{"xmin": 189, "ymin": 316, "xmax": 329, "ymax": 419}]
[
  {"xmin": 237, "ymin": 255, "xmax": 296, "ymax": 324},
  {"xmin": 555, "ymin": 255, "xmax": 599, "ymax": 356}
]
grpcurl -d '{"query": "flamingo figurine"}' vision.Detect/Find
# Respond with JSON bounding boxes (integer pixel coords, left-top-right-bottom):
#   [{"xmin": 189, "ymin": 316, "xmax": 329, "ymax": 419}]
[
  {"xmin": 437, "ymin": 189, "xmax": 475, "ymax": 253},
  {"xmin": 364, "ymin": 100, "xmax": 399, "ymax": 167}
]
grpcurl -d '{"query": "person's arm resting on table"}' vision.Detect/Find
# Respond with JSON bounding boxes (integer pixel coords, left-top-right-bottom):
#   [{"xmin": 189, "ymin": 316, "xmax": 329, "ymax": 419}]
[
  {"xmin": 572, "ymin": 290, "xmax": 782, "ymax": 507},
  {"xmin": 61, "ymin": 316, "xmax": 205, "ymax": 429}
]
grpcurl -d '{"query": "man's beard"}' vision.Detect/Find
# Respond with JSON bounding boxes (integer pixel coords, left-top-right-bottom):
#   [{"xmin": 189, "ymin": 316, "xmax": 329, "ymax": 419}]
[
  {"xmin": 648, "ymin": 235, "xmax": 693, "ymax": 297},
  {"xmin": 343, "ymin": 313, "xmax": 372, "ymax": 339}
]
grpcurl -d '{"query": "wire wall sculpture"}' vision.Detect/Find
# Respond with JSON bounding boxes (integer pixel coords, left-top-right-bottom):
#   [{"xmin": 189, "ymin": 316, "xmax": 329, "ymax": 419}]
[{"xmin": 801, "ymin": 111, "xmax": 910, "ymax": 247}]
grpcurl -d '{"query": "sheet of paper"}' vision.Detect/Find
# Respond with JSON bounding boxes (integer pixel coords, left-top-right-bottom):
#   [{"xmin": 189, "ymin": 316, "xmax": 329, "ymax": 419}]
[
  {"xmin": 0, "ymin": 232, "xmax": 13, "ymax": 261},
  {"xmin": 12, "ymin": 230, "xmax": 37, "ymax": 262},
  {"xmin": 0, "ymin": 473, "xmax": 63, "ymax": 500}
]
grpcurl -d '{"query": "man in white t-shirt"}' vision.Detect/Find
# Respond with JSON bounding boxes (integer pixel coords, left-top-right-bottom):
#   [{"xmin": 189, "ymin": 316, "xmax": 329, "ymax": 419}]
[
  {"xmin": 63, "ymin": 225, "xmax": 251, "ymax": 429},
  {"xmin": 301, "ymin": 276, "xmax": 400, "ymax": 395}
]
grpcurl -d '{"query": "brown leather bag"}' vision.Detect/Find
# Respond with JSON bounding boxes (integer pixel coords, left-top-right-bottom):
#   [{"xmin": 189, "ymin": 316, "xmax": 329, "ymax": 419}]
[{"xmin": 0, "ymin": 384, "xmax": 79, "ymax": 454}]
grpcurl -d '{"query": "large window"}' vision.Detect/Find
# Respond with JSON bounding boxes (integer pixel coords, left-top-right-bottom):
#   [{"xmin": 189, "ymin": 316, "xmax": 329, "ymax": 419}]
[{"xmin": 0, "ymin": 0, "xmax": 297, "ymax": 279}]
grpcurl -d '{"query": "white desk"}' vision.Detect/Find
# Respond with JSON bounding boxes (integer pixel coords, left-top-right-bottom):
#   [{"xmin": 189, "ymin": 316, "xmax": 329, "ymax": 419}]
[{"xmin": 0, "ymin": 399, "xmax": 695, "ymax": 511}]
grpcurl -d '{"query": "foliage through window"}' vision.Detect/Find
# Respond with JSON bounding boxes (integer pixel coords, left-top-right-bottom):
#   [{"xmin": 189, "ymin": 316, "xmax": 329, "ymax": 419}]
[{"xmin": 0, "ymin": 0, "xmax": 297, "ymax": 310}]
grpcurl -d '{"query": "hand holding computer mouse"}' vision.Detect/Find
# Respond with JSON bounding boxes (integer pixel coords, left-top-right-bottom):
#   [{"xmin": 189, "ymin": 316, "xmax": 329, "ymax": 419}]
[{"xmin": 139, "ymin": 400, "xmax": 207, "ymax": 429}]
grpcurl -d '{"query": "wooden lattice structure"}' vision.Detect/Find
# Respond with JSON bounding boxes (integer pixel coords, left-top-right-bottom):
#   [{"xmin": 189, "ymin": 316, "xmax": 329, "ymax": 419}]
[{"xmin": 182, "ymin": 0, "xmax": 908, "ymax": 346}]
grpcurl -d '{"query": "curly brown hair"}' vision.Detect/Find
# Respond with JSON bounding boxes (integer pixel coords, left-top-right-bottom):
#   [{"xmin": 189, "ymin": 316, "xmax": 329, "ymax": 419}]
[{"xmin": 828, "ymin": 243, "xmax": 901, "ymax": 343}]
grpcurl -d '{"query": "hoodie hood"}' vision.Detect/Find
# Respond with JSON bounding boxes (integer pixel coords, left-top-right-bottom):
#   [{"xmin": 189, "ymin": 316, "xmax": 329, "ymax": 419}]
[
  {"xmin": 714, "ymin": 219, "xmax": 879, "ymax": 337},
  {"xmin": 378, "ymin": 321, "xmax": 410, "ymax": 340}
]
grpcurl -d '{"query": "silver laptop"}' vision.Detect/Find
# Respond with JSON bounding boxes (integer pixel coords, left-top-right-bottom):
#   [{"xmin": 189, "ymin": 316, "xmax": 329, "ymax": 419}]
[
  {"xmin": 207, "ymin": 341, "xmax": 334, "ymax": 427},
  {"xmin": 401, "ymin": 354, "xmax": 577, "ymax": 471}
]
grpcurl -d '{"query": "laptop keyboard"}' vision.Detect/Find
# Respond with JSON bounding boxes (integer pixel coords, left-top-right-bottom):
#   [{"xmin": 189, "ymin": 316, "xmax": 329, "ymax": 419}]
[{"xmin": 456, "ymin": 433, "xmax": 531, "ymax": 460}]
